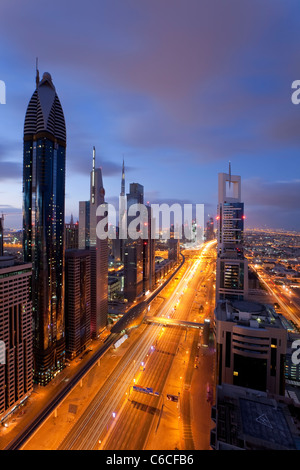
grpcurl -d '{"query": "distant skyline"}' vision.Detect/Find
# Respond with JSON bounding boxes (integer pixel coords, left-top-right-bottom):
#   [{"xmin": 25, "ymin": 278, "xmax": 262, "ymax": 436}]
[{"xmin": 0, "ymin": 0, "xmax": 300, "ymax": 231}]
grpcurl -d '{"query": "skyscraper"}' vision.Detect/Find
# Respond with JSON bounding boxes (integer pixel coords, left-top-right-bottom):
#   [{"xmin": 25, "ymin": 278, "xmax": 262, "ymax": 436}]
[
  {"xmin": 142, "ymin": 205, "xmax": 156, "ymax": 294},
  {"xmin": 23, "ymin": 69, "xmax": 66, "ymax": 385},
  {"xmin": 168, "ymin": 225, "xmax": 180, "ymax": 263},
  {"xmin": 216, "ymin": 167, "xmax": 248, "ymax": 301},
  {"xmin": 121, "ymin": 157, "xmax": 125, "ymax": 198},
  {"xmin": 78, "ymin": 201, "xmax": 90, "ymax": 250},
  {"xmin": 124, "ymin": 183, "xmax": 144, "ymax": 302},
  {"xmin": 205, "ymin": 217, "xmax": 215, "ymax": 242},
  {"xmin": 65, "ymin": 215, "xmax": 79, "ymax": 250},
  {"xmin": 65, "ymin": 249, "xmax": 91, "ymax": 359},
  {"xmin": 117, "ymin": 158, "xmax": 126, "ymax": 263},
  {"xmin": 89, "ymin": 147, "xmax": 108, "ymax": 336}
]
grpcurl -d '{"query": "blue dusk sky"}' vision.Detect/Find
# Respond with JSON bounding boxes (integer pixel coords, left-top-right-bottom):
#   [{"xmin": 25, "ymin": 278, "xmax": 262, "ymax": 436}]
[{"xmin": 0, "ymin": 0, "xmax": 300, "ymax": 230}]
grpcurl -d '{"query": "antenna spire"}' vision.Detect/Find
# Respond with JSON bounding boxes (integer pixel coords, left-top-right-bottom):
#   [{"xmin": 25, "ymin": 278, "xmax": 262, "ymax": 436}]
[
  {"xmin": 91, "ymin": 146, "xmax": 96, "ymax": 204},
  {"xmin": 121, "ymin": 156, "xmax": 125, "ymax": 196},
  {"xmin": 93, "ymin": 146, "xmax": 96, "ymax": 171},
  {"xmin": 228, "ymin": 160, "xmax": 232, "ymax": 188},
  {"xmin": 35, "ymin": 57, "xmax": 40, "ymax": 88}
]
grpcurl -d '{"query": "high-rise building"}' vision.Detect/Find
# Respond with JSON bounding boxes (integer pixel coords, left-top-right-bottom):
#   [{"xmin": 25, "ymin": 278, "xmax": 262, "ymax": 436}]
[
  {"xmin": 78, "ymin": 201, "xmax": 90, "ymax": 250},
  {"xmin": 23, "ymin": 70, "xmax": 66, "ymax": 385},
  {"xmin": 65, "ymin": 215, "xmax": 79, "ymax": 250},
  {"xmin": 65, "ymin": 249, "xmax": 91, "ymax": 359},
  {"xmin": 0, "ymin": 215, "xmax": 4, "ymax": 256},
  {"xmin": 168, "ymin": 225, "xmax": 180, "ymax": 263},
  {"xmin": 0, "ymin": 256, "xmax": 33, "ymax": 418},
  {"xmin": 115, "ymin": 159, "xmax": 126, "ymax": 263},
  {"xmin": 127, "ymin": 183, "xmax": 144, "ymax": 206},
  {"xmin": 123, "ymin": 184, "xmax": 155, "ymax": 301},
  {"xmin": 89, "ymin": 147, "xmax": 108, "ymax": 337},
  {"xmin": 112, "ymin": 226, "xmax": 121, "ymax": 261},
  {"xmin": 216, "ymin": 167, "xmax": 248, "ymax": 301},
  {"xmin": 124, "ymin": 183, "xmax": 144, "ymax": 302},
  {"xmin": 78, "ymin": 149, "xmax": 108, "ymax": 337},
  {"xmin": 205, "ymin": 217, "xmax": 214, "ymax": 242},
  {"xmin": 121, "ymin": 157, "xmax": 125, "ymax": 198},
  {"xmin": 142, "ymin": 206, "xmax": 156, "ymax": 294}
]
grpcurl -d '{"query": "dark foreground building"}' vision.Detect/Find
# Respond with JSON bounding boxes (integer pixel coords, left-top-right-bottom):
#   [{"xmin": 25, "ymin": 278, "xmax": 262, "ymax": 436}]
[
  {"xmin": 211, "ymin": 383, "xmax": 300, "ymax": 450},
  {"xmin": 65, "ymin": 249, "xmax": 91, "ymax": 359}
]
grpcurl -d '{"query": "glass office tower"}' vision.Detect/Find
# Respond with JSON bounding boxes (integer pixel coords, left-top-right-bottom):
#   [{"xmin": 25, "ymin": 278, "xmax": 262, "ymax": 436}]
[
  {"xmin": 23, "ymin": 71, "xmax": 66, "ymax": 385},
  {"xmin": 216, "ymin": 169, "xmax": 248, "ymax": 302}
]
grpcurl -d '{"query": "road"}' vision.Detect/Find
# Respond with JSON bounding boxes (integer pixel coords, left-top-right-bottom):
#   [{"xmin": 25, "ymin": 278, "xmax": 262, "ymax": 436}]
[
  {"xmin": 54, "ymin": 241, "xmax": 216, "ymax": 450},
  {"xmin": 3, "ymin": 250, "xmax": 184, "ymax": 450},
  {"xmin": 20, "ymin": 240, "xmax": 216, "ymax": 450}
]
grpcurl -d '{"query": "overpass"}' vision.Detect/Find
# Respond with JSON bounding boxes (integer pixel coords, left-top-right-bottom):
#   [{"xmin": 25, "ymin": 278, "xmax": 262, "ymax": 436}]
[{"xmin": 144, "ymin": 315, "xmax": 205, "ymax": 329}]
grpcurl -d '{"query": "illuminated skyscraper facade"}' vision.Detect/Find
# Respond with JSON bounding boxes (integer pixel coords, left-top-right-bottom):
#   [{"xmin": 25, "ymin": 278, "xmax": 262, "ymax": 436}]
[{"xmin": 23, "ymin": 70, "xmax": 66, "ymax": 385}]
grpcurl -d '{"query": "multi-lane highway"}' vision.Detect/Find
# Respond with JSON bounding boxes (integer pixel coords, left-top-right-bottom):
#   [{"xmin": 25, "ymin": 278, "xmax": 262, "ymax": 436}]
[
  {"xmin": 21, "ymin": 240, "xmax": 216, "ymax": 450},
  {"xmin": 3, "ymin": 249, "xmax": 185, "ymax": 450}
]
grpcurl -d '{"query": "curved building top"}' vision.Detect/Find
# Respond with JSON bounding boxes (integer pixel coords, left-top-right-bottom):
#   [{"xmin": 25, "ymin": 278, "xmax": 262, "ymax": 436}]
[{"xmin": 24, "ymin": 71, "xmax": 66, "ymax": 143}]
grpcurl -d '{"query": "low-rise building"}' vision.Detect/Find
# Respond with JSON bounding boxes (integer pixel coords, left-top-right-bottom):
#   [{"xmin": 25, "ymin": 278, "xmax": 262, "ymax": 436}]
[
  {"xmin": 210, "ymin": 383, "xmax": 300, "ymax": 450},
  {"xmin": 214, "ymin": 299, "xmax": 287, "ymax": 395}
]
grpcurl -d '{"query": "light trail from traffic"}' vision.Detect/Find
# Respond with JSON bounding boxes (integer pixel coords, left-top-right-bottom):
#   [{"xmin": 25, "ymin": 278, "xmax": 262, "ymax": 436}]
[
  {"xmin": 251, "ymin": 264, "xmax": 300, "ymax": 329},
  {"xmin": 22, "ymin": 240, "xmax": 217, "ymax": 450},
  {"xmin": 101, "ymin": 241, "xmax": 217, "ymax": 450}
]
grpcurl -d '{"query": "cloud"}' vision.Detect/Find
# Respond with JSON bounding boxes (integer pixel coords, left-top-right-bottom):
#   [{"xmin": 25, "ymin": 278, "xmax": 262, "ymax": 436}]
[
  {"xmin": 70, "ymin": 155, "xmax": 135, "ymax": 178},
  {"xmin": 243, "ymin": 178, "xmax": 300, "ymax": 210},
  {"xmin": 1, "ymin": 0, "xmax": 300, "ymax": 230},
  {"xmin": 0, "ymin": 161, "xmax": 22, "ymax": 182},
  {"xmin": 243, "ymin": 178, "xmax": 300, "ymax": 230}
]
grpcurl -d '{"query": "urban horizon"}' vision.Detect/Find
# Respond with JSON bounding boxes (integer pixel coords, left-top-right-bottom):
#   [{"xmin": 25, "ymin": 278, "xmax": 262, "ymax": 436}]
[{"xmin": 1, "ymin": 0, "xmax": 300, "ymax": 457}]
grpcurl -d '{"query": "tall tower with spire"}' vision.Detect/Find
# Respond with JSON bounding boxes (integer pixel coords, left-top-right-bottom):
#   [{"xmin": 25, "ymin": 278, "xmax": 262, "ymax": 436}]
[
  {"xmin": 89, "ymin": 147, "xmax": 108, "ymax": 336},
  {"xmin": 121, "ymin": 157, "xmax": 125, "ymax": 197},
  {"xmin": 118, "ymin": 157, "xmax": 126, "ymax": 262},
  {"xmin": 23, "ymin": 67, "xmax": 66, "ymax": 385},
  {"xmin": 215, "ymin": 164, "xmax": 248, "ymax": 302}
]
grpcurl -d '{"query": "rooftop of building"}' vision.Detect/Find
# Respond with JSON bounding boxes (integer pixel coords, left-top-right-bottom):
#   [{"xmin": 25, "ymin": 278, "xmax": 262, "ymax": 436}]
[
  {"xmin": 0, "ymin": 255, "xmax": 23, "ymax": 268},
  {"xmin": 65, "ymin": 248, "xmax": 90, "ymax": 258},
  {"xmin": 215, "ymin": 298, "xmax": 285, "ymax": 330},
  {"xmin": 0, "ymin": 256, "xmax": 32, "ymax": 275},
  {"xmin": 212, "ymin": 383, "xmax": 300, "ymax": 450}
]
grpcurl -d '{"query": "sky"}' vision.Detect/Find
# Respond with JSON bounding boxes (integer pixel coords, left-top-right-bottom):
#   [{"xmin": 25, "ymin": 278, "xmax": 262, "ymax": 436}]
[{"xmin": 0, "ymin": 0, "xmax": 300, "ymax": 231}]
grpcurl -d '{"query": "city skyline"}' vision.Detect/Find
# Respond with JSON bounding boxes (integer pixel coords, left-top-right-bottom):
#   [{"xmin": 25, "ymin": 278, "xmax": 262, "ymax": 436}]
[
  {"xmin": 0, "ymin": 1, "xmax": 300, "ymax": 231},
  {"xmin": 0, "ymin": 1, "xmax": 300, "ymax": 453}
]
